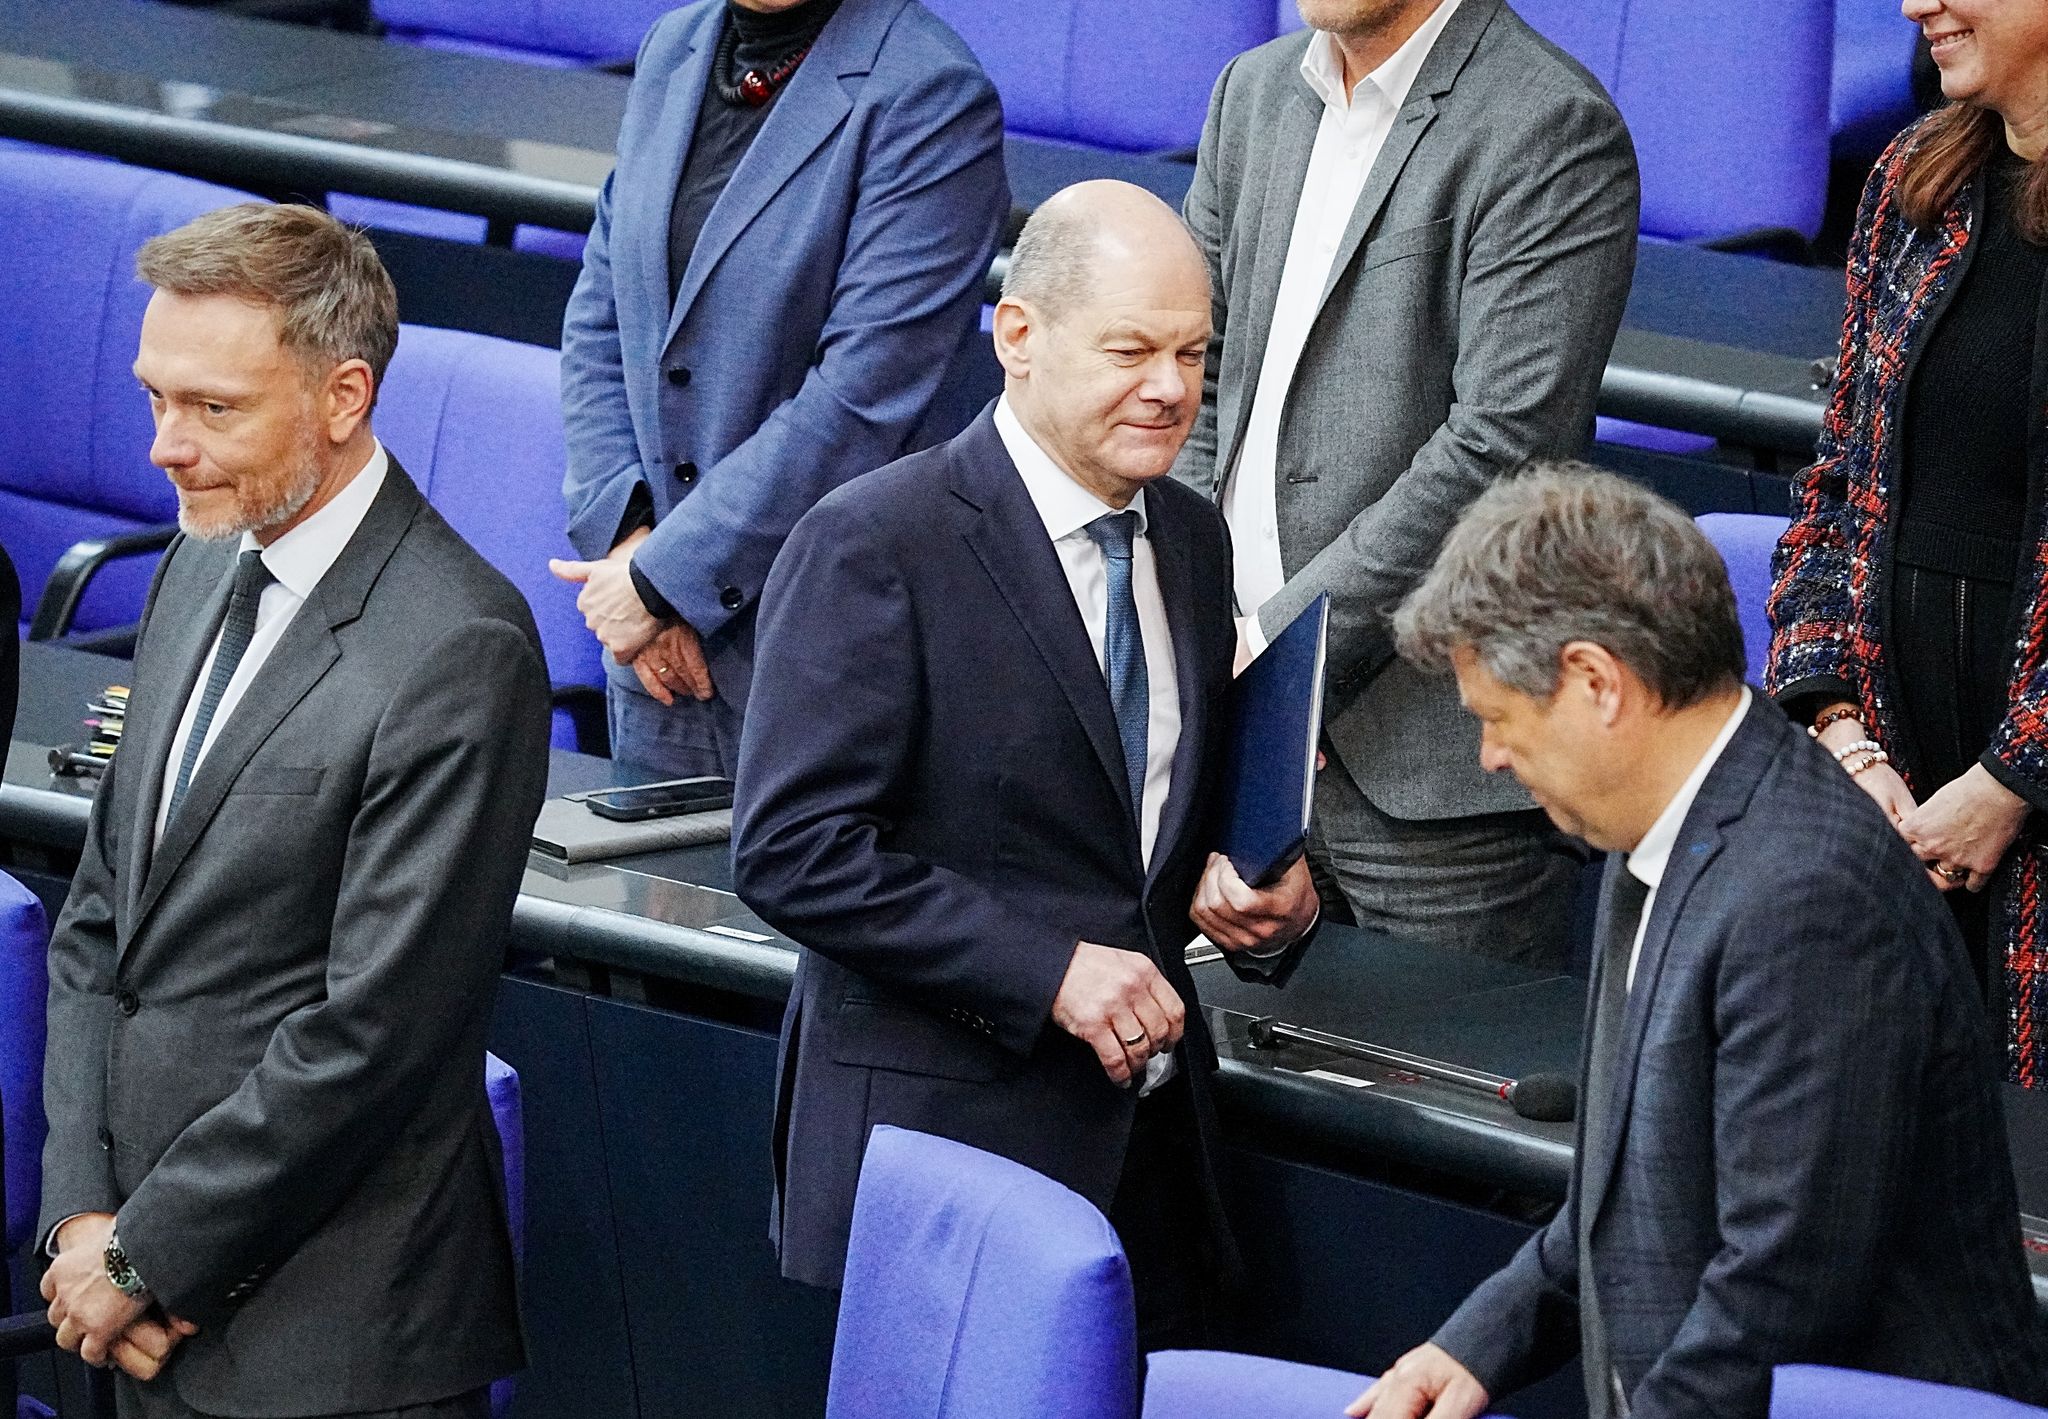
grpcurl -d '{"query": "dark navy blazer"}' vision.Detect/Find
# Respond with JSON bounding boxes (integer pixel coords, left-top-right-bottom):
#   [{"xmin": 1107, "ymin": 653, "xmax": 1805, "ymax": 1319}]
[
  {"xmin": 1434, "ymin": 695, "xmax": 2048, "ymax": 1416},
  {"xmin": 560, "ymin": 0, "xmax": 1007, "ymax": 707},
  {"xmin": 734, "ymin": 406, "xmax": 1261, "ymax": 1289}
]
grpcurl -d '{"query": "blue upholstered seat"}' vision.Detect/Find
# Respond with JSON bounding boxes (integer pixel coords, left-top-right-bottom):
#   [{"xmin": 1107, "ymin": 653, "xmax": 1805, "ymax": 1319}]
[
  {"xmin": 484, "ymin": 1052, "xmax": 523, "ymax": 1419},
  {"xmin": 1772, "ymin": 1365, "xmax": 2048, "ymax": 1419},
  {"xmin": 373, "ymin": 0, "xmax": 672, "ymax": 67},
  {"xmin": 827, "ymin": 1126, "xmax": 1136, "ymax": 1419},
  {"xmin": 0, "ymin": 872, "xmax": 49, "ymax": 1263},
  {"xmin": 1696, "ymin": 511, "xmax": 1790, "ymax": 686},
  {"xmin": 0, "ymin": 148, "xmax": 257, "ymax": 637},
  {"xmin": 1832, "ymin": 0, "xmax": 1923, "ymax": 163},
  {"xmin": 1142, "ymin": 1349, "xmax": 1522, "ymax": 1419},
  {"xmin": 1513, "ymin": 0, "xmax": 1833, "ymax": 246},
  {"xmin": 376, "ymin": 324, "xmax": 601, "ymax": 749}
]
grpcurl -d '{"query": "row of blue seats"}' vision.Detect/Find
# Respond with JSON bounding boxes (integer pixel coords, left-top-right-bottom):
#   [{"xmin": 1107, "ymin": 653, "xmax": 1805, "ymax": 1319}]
[
  {"xmin": 343, "ymin": 0, "xmax": 1924, "ymax": 249},
  {"xmin": 0, "ymin": 144, "xmax": 601, "ymax": 751}
]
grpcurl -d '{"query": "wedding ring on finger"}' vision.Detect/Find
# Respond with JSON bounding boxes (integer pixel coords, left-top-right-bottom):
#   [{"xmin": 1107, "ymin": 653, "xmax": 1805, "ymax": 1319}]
[
  {"xmin": 1937, "ymin": 864, "xmax": 1968, "ymax": 884},
  {"xmin": 1121, "ymin": 1030, "xmax": 1148, "ymax": 1047}
]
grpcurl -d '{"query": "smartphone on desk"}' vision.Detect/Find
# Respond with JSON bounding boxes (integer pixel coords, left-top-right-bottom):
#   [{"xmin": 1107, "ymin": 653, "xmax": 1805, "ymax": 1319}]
[{"xmin": 583, "ymin": 777, "xmax": 735, "ymax": 822}]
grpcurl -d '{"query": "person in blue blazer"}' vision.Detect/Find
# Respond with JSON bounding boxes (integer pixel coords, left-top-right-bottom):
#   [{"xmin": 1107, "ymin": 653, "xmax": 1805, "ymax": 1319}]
[
  {"xmin": 553, "ymin": 0, "xmax": 1007, "ymax": 774},
  {"xmin": 733, "ymin": 183, "xmax": 1320, "ymax": 1353}
]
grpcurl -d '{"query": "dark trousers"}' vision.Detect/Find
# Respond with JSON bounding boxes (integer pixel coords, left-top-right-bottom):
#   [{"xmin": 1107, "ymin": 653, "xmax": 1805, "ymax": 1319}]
[
  {"xmin": 1890, "ymin": 558, "xmax": 2017, "ymax": 1002},
  {"xmin": 117, "ymin": 1380, "xmax": 490, "ymax": 1419},
  {"xmin": 1108, "ymin": 1073, "xmax": 1223, "ymax": 1358}
]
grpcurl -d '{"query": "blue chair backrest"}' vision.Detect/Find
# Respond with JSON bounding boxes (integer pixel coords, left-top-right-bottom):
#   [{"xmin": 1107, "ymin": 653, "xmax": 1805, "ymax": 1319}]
[
  {"xmin": 1772, "ymin": 1365, "xmax": 2048, "ymax": 1419},
  {"xmin": 375, "ymin": 324, "xmax": 600, "ymax": 746},
  {"xmin": 1832, "ymin": 0, "xmax": 1923, "ymax": 160},
  {"xmin": 1696, "ymin": 512, "xmax": 1790, "ymax": 686},
  {"xmin": 1143, "ymin": 1349, "xmax": 1525, "ymax": 1418},
  {"xmin": 0, "ymin": 148, "xmax": 259, "ymax": 634},
  {"xmin": 484, "ymin": 1051, "xmax": 523, "ymax": 1419},
  {"xmin": 923, "ymin": 0, "xmax": 1277, "ymax": 152},
  {"xmin": 828, "ymin": 1126, "xmax": 1135, "ymax": 1419},
  {"xmin": 373, "ymin": 0, "xmax": 672, "ymax": 65},
  {"xmin": 0, "ymin": 871, "xmax": 50, "ymax": 1256},
  {"xmin": 1512, "ymin": 0, "xmax": 1833, "ymax": 243}
]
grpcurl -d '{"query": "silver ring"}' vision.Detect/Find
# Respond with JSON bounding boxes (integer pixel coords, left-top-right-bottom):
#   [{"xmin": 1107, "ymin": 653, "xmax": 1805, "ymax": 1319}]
[
  {"xmin": 1938, "ymin": 864, "xmax": 1968, "ymax": 883},
  {"xmin": 1121, "ymin": 1031, "xmax": 1147, "ymax": 1047},
  {"xmin": 654, "ymin": 664, "xmax": 670, "ymax": 675}
]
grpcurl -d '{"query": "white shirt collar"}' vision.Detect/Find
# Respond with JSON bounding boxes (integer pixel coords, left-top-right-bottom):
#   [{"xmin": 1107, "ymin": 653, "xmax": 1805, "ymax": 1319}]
[
  {"xmin": 1300, "ymin": 0, "xmax": 1464, "ymax": 113},
  {"xmin": 993, "ymin": 396, "xmax": 1149, "ymax": 543},
  {"xmin": 239, "ymin": 440, "xmax": 389, "ymax": 600},
  {"xmin": 1626, "ymin": 687, "xmax": 1752, "ymax": 892}
]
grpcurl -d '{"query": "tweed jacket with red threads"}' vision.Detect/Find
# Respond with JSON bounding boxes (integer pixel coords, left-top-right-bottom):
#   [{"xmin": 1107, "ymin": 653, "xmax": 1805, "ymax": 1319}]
[{"xmin": 1765, "ymin": 114, "xmax": 2048, "ymax": 1086}]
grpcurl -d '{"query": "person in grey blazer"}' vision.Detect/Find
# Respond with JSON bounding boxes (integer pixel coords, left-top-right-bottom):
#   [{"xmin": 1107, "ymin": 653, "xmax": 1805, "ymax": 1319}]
[
  {"xmin": 37, "ymin": 206, "xmax": 551, "ymax": 1419},
  {"xmin": 1351, "ymin": 465, "xmax": 2048, "ymax": 1419},
  {"xmin": 1177, "ymin": 0, "xmax": 1639, "ymax": 966}
]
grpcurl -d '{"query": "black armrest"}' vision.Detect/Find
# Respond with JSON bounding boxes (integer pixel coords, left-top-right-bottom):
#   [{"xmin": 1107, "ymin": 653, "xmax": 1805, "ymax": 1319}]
[
  {"xmin": 551, "ymin": 684, "xmax": 610, "ymax": 758},
  {"xmin": 28, "ymin": 526, "xmax": 179, "ymax": 644},
  {"xmin": 0, "ymin": 1313, "xmax": 55, "ymax": 1362}
]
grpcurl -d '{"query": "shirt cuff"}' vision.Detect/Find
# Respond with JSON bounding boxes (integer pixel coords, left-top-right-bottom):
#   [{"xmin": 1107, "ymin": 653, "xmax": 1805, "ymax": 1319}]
[
  {"xmin": 1240, "ymin": 907, "xmax": 1318, "ymax": 960},
  {"xmin": 629, "ymin": 561, "xmax": 678, "ymax": 622}
]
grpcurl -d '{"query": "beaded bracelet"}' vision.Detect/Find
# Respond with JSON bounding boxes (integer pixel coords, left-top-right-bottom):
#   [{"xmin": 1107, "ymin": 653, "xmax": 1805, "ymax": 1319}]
[
  {"xmin": 1830, "ymin": 738, "xmax": 1882, "ymax": 764},
  {"xmin": 1809, "ymin": 706, "xmax": 1866, "ymax": 738},
  {"xmin": 1846, "ymin": 749, "xmax": 1890, "ymax": 777}
]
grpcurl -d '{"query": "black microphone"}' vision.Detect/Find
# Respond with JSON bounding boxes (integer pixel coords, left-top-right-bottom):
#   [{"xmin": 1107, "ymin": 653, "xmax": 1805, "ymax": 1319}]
[{"xmin": 1500, "ymin": 1072, "xmax": 1576, "ymax": 1123}]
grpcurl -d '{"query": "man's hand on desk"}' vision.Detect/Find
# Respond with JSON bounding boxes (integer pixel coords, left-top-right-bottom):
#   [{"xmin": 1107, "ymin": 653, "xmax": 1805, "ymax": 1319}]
[
  {"xmin": 1346, "ymin": 1342, "xmax": 1490, "ymax": 1419},
  {"xmin": 43, "ymin": 1212, "xmax": 198, "ymax": 1379},
  {"xmin": 551, "ymin": 526, "xmax": 662, "ymax": 665},
  {"xmin": 632, "ymin": 620, "xmax": 715, "ymax": 705},
  {"xmin": 1051, "ymin": 942, "xmax": 1186, "ymax": 1088},
  {"xmin": 1189, "ymin": 853, "xmax": 1317, "ymax": 955}
]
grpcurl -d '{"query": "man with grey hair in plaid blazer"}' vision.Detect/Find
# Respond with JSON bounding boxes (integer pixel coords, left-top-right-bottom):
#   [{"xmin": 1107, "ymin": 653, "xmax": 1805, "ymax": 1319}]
[{"xmin": 1349, "ymin": 462, "xmax": 2048, "ymax": 1419}]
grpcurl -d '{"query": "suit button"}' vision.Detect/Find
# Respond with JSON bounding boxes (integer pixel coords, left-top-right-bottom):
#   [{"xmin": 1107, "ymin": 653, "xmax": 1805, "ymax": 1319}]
[
  {"xmin": 719, "ymin": 586, "xmax": 744, "ymax": 611},
  {"xmin": 116, "ymin": 989, "xmax": 139, "ymax": 1017},
  {"xmin": 675, "ymin": 461, "xmax": 698, "ymax": 485},
  {"xmin": 97, "ymin": 1127, "xmax": 113, "ymax": 1150},
  {"xmin": 667, "ymin": 366, "xmax": 691, "ymax": 387}
]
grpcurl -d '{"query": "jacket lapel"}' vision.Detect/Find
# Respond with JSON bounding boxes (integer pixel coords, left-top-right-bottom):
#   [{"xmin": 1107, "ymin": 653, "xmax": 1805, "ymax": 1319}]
[
  {"xmin": 127, "ymin": 466, "xmax": 425, "ymax": 946},
  {"xmin": 1143, "ymin": 490, "xmax": 1209, "ymax": 891},
  {"xmin": 1579, "ymin": 696, "xmax": 1785, "ymax": 1232},
  {"xmin": 664, "ymin": 0, "xmax": 901, "ymax": 347},
  {"xmin": 118, "ymin": 543, "xmax": 234, "ymax": 917},
  {"xmin": 1313, "ymin": 0, "xmax": 1497, "ymax": 316},
  {"xmin": 639, "ymin": 3, "xmax": 723, "ymax": 337},
  {"xmin": 951, "ymin": 411, "xmax": 1134, "ymax": 842}
]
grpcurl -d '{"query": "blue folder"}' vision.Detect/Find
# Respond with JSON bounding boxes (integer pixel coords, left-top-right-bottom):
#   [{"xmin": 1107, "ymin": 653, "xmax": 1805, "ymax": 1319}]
[{"xmin": 1217, "ymin": 594, "xmax": 1330, "ymax": 887}]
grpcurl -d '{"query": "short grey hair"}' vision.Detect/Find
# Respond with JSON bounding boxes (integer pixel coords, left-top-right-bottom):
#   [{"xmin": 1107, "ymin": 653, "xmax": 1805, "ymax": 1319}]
[
  {"xmin": 136, "ymin": 203, "xmax": 399, "ymax": 401},
  {"xmin": 1393, "ymin": 461, "xmax": 1745, "ymax": 707},
  {"xmin": 1000, "ymin": 200, "xmax": 1099, "ymax": 320}
]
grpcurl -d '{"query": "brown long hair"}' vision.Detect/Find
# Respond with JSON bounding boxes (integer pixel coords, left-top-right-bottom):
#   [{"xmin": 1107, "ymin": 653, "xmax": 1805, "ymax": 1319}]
[{"xmin": 1899, "ymin": 103, "xmax": 2048, "ymax": 243}]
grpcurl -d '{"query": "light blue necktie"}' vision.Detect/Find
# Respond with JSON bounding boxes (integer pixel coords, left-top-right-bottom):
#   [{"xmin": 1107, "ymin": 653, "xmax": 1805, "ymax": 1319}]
[{"xmin": 1085, "ymin": 511, "xmax": 1148, "ymax": 821}]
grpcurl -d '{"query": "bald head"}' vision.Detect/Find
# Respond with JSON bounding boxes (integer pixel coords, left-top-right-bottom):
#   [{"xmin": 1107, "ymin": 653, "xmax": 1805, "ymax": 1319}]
[
  {"xmin": 992, "ymin": 180, "xmax": 1212, "ymax": 508},
  {"xmin": 1000, "ymin": 180, "xmax": 1206, "ymax": 323}
]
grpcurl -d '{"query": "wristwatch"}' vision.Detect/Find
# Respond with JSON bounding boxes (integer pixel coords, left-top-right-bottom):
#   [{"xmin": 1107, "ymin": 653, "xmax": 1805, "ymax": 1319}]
[{"xmin": 103, "ymin": 1231, "xmax": 148, "ymax": 1299}]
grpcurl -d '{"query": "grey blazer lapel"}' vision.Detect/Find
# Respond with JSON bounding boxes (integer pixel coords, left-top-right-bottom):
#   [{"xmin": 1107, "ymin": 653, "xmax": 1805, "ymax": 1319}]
[
  {"xmin": 128, "ymin": 469, "xmax": 424, "ymax": 945},
  {"xmin": 640, "ymin": 5, "xmax": 722, "ymax": 331},
  {"xmin": 1314, "ymin": 0, "xmax": 1499, "ymax": 313},
  {"xmin": 665, "ymin": 0, "xmax": 900, "ymax": 345}
]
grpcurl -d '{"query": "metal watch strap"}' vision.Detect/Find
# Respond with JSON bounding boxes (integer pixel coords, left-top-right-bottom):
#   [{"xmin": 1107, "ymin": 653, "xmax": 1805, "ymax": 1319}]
[{"xmin": 104, "ymin": 1231, "xmax": 148, "ymax": 1298}]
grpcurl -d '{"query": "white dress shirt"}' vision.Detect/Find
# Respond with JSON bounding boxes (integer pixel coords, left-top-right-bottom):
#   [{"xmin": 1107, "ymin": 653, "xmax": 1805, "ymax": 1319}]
[
  {"xmin": 1623, "ymin": 688, "xmax": 1751, "ymax": 990},
  {"xmin": 1224, "ymin": 1, "xmax": 1465, "ymax": 645},
  {"xmin": 995, "ymin": 397, "xmax": 1181, "ymax": 1091},
  {"xmin": 152, "ymin": 442, "xmax": 389, "ymax": 847}
]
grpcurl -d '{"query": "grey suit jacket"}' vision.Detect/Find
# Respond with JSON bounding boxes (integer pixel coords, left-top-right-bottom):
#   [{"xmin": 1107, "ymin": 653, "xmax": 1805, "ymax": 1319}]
[
  {"xmin": 38, "ymin": 463, "xmax": 552, "ymax": 1416},
  {"xmin": 1177, "ymin": 0, "xmax": 1639, "ymax": 819},
  {"xmin": 1433, "ymin": 698, "xmax": 2048, "ymax": 1416}
]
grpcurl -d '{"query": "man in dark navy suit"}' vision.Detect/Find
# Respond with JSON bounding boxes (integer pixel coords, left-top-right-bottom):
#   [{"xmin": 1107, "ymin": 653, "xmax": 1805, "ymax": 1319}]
[
  {"xmin": 734, "ymin": 180, "xmax": 1319, "ymax": 1350},
  {"xmin": 1354, "ymin": 465, "xmax": 2048, "ymax": 1419}
]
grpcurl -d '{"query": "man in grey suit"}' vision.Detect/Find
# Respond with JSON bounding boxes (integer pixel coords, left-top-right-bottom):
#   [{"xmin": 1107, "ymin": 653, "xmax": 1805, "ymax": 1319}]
[
  {"xmin": 37, "ymin": 205, "xmax": 550, "ymax": 1419},
  {"xmin": 1351, "ymin": 465, "xmax": 2048, "ymax": 1419},
  {"xmin": 1178, "ymin": 0, "xmax": 1639, "ymax": 965}
]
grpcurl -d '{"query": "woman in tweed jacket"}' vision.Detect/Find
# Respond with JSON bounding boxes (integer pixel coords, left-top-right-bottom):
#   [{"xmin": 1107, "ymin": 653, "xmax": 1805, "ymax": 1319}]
[{"xmin": 1767, "ymin": 1, "xmax": 2048, "ymax": 1084}]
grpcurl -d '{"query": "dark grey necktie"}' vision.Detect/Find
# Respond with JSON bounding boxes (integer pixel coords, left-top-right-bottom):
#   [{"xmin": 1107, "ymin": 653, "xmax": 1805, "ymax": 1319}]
[
  {"xmin": 1580, "ymin": 864, "xmax": 1651, "ymax": 1419},
  {"xmin": 167, "ymin": 549, "xmax": 273, "ymax": 823},
  {"xmin": 1084, "ymin": 511, "xmax": 1148, "ymax": 820}
]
